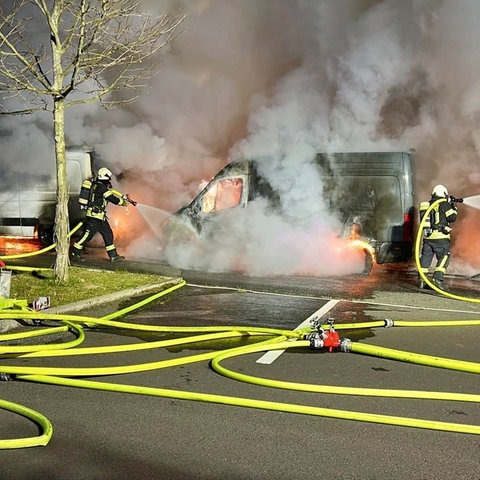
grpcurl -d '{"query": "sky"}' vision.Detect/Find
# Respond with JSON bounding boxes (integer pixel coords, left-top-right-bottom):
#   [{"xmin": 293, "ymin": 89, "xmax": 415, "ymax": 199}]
[{"xmin": 1, "ymin": 0, "xmax": 480, "ymax": 275}]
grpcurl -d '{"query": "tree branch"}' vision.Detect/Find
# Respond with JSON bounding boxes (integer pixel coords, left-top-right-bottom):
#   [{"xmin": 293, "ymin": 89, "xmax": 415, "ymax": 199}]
[{"xmin": 0, "ymin": 0, "xmax": 185, "ymax": 111}]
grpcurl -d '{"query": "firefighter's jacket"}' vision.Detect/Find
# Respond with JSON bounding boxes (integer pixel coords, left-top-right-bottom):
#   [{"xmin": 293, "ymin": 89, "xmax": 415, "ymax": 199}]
[
  {"xmin": 86, "ymin": 181, "xmax": 127, "ymax": 221},
  {"xmin": 419, "ymin": 195, "xmax": 458, "ymax": 240}
]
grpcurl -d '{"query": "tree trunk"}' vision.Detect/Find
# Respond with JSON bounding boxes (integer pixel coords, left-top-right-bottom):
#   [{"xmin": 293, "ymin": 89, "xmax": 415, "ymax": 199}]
[{"xmin": 53, "ymin": 97, "xmax": 70, "ymax": 283}]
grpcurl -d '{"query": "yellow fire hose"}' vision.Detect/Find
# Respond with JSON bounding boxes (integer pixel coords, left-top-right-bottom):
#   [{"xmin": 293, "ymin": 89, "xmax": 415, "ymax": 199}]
[
  {"xmin": 0, "ymin": 322, "xmax": 84, "ymax": 354},
  {"xmin": 0, "ymin": 217, "xmax": 479, "ymax": 449},
  {"xmin": 0, "ymin": 398, "xmax": 52, "ymax": 448},
  {"xmin": 211, "ymin": 340, "xmax": 480, "ymax": 402},
  {"xmin": 19, "ymin": 371, "xmax": 480, "ymax": 436}
]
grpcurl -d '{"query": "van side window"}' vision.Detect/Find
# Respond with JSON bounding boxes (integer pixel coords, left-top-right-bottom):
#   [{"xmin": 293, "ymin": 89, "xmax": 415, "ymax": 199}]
[{"xmin": 201, "ymin": 177, "xmax": 243, "ymax": 213}]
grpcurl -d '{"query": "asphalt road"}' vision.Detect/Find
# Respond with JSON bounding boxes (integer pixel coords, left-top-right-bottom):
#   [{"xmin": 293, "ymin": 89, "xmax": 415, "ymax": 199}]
[{"xmin": 1, "ymin": 254, "xmax": 480, "ymax": 479}]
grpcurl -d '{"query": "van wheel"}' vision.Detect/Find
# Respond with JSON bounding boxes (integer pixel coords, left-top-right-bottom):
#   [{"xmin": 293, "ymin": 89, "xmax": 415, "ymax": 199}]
[{"xmin": 38, "ymin": 225, "xmax": 54, "ymax": 246}]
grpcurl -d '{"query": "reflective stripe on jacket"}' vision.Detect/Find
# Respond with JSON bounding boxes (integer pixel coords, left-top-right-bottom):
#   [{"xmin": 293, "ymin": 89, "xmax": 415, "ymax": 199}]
[{"xmin": 86, "ymin": 182, "xmax": 127, "ymax": 220}]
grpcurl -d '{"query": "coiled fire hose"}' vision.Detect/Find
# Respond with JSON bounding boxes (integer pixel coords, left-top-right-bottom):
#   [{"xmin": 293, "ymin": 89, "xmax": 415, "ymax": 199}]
[{"xmin": 0, "ymin": 219, "xmax": 479, "ymax": 449}]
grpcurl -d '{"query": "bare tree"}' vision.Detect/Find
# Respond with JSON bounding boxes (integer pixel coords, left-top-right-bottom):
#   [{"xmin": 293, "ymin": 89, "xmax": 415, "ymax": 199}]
[{"xmin": 0, "ymin": 0, "xmax": 184, "ymax": 281}]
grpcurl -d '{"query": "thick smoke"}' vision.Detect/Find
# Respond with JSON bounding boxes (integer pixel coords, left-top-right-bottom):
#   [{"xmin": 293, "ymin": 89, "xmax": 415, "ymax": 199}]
[{"xmin": 2, "ymin": 0, "xmax": 480, "ymax": 274}]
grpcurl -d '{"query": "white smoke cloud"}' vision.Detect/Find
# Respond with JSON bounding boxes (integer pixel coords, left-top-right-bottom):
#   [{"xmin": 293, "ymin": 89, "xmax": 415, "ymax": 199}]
[
  {"xmin": 2, "ymin": 0, "xmax": 480, "ymax": 273},
  {"xmin": 158, "ymin": 198, "xmax": 366, "ymax": 276}
]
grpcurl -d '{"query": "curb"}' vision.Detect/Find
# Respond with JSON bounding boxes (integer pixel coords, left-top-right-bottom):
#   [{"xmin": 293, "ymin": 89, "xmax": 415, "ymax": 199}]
[{"xmin": 46, "ymin": 277, "xmax": 184, "ymax": 314}]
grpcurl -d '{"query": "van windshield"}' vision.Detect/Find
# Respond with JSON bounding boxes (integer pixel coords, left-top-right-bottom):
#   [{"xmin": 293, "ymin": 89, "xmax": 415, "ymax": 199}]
[{"xmin": 201, "ymin": 177, "xmax": 244, "ymax": 213}]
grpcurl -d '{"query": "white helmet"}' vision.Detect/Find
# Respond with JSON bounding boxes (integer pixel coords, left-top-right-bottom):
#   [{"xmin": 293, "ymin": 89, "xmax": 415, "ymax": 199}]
[
  {"xmin": 432, "ymin": 184, "xmax": 448, "ymax": 198},
  {"xmin": 97, "ymin": 167, "xmax": 113, "ymax": 181}
]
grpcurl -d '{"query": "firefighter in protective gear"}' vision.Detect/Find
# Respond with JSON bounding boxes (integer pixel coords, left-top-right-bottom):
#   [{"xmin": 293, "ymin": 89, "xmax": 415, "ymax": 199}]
[
  {"xmin": 418, "ymin": 184, "xmax": 458, "ymax": 290},
  {"xmin": 71, "ymin": 167, "xmax": 130, "ymax": 262}
]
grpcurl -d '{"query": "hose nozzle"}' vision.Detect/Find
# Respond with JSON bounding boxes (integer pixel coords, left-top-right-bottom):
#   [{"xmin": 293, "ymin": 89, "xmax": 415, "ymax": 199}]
[{"xmin": 124, "ymin": 194, "xmax": 138, "ymax": 206}]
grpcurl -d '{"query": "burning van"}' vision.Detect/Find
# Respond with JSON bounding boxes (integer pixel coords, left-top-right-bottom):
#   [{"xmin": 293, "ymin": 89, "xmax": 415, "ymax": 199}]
[{"xmin": 162, "ymin": 150, "xmax": 415, "ymax": 272}]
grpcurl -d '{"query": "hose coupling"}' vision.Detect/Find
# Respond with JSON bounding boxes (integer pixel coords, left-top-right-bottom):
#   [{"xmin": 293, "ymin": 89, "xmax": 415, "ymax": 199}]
[
  {"xmin": 0, "ymin": 372, "xmax": 14, "ymax": 381},
  {"xmin": 310, "ymin": 315, "xmax": 321, "ymax": 329},
  {"xmin": 307, "ymin": 332, "xmax": 325, "ymax": 349},
  {"xmin": 384, "ymin": 318, "xmax": 394, "ymax": 328},
  {"xmin": 339, "ymin": 338, "xmax": 352, "ymax": 353},
  {"xmin": 310, "ymin": 316, "xmax": 336, "ymax": 332}
]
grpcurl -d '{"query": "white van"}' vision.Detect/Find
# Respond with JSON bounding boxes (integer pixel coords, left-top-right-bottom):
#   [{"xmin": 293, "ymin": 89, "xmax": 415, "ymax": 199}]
[{"xmin": 0, "ymin": 148, "xmax": 94, "ymax": 244}]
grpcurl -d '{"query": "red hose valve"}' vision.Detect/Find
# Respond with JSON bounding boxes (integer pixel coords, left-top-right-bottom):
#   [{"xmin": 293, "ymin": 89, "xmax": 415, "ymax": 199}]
[
  {"xmin": 305, "ymin": 320, "xmax": 341, "ymax": 352},
  {"xmin": 322, "ymin": 329, "xmax": 340, "ymax": 352}
]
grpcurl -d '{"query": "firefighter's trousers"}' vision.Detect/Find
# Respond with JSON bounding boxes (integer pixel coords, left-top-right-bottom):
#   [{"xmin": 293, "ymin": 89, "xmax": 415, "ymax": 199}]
[
  {"xmin": 419, "ymin": 237, "xmax": 451, "ymax": 282},
  {"xmin": 73, "ymin": 217, "xmax": 119, "ymax": 258}
]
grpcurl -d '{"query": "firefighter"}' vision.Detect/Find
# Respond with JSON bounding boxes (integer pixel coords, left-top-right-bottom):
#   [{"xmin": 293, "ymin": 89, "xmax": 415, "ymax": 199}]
[
  {"xmin": 71, "ymin": 167, "xmax": 131, "ymax": 262},
  {"xmin": 418, "ymin": 184, "xmax": 459, "ymax": 290}
]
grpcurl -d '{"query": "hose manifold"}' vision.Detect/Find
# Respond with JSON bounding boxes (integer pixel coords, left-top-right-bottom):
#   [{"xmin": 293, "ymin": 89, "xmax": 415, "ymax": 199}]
[{"xmin": 305, "ymin": 327, "xmax": 341, "ymax": 352}]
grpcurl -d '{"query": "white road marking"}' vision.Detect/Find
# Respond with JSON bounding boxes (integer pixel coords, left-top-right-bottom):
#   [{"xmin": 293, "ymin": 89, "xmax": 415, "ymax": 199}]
[{"xmin": 256, "ymin": 299, "xmax": 340, "ymax": 364}]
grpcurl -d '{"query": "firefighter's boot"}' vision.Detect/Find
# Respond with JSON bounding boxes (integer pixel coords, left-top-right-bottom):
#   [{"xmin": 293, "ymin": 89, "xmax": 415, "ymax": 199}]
[
  {"xmin": 71, "ymin": 249, "xmax": 85, "ymax": 262},
  {"xmin": 433, "ymin": 279, "xmax": 448, "ymax": 292}
]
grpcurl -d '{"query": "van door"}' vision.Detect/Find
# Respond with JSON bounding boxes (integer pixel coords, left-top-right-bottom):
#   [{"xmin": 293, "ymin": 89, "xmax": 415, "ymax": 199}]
[
  {"xmin": 162, "ymin": 161, "xmax": 250, "ymax": 253},
  {"xmin": 316, "ymin": 151, "xmax": 414, "ymax": 264}
]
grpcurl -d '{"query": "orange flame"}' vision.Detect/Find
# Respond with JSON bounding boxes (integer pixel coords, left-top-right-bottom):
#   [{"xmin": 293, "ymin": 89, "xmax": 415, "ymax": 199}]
[
  {"xmin": 0, "ymin": 236, "xmax": 42, "ymax": 255},
  {"xmin": 349, "ymin": 238, "xmax": 376, "ymax": 259}
]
